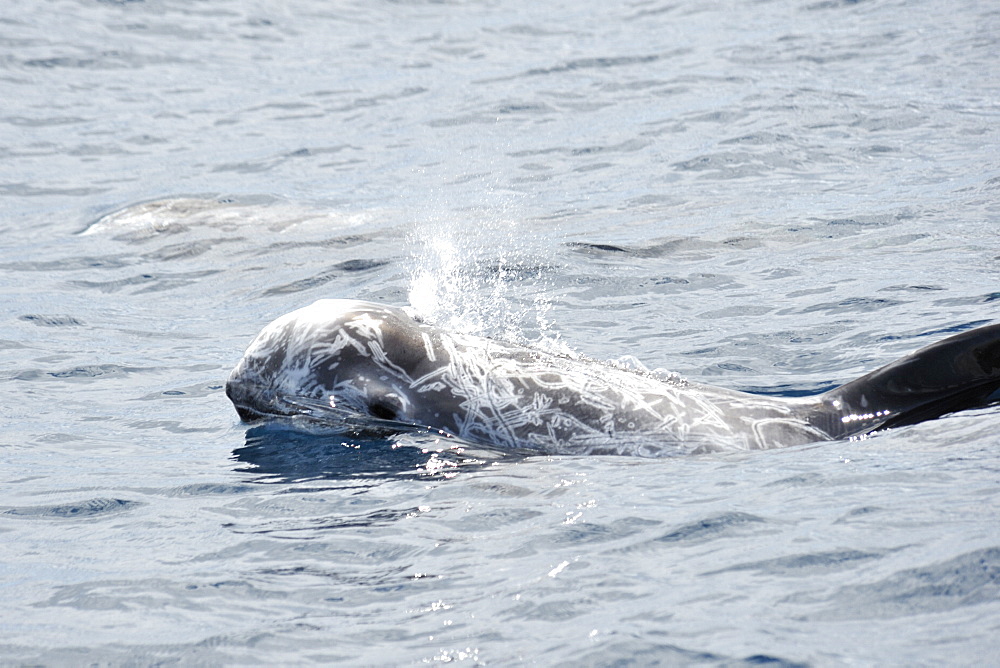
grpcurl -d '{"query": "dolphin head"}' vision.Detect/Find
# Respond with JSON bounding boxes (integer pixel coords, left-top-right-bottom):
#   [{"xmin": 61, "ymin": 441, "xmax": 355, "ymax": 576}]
[{"xmin": 226, "ymin": 299, "xmax": 461, "ymax": 431}]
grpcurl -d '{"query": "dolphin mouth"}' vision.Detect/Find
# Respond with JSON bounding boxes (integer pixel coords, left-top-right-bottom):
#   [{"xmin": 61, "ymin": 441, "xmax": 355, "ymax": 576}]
[
  {"xmin": 226, "ymin": 376, "xmax": 437, "ymax": 439},
  {"xmin": 225, "ymin": 377, "xmax": 296, "ymax": 423},
  {"xmin": 232, "ymin": 403, "xmax": 268, "ymax": 423}
]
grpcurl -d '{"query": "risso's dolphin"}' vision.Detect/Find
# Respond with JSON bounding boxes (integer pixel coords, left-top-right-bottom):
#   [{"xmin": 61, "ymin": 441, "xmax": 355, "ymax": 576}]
[{"xmin": 226, "ymin": 299, "xmax": 1000, "ymax": 456}]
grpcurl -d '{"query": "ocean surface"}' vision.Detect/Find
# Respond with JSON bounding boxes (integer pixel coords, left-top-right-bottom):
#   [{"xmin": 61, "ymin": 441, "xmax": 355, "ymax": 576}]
[{"xmin": 2, "ymin": 0, "xmax": 999, "ymax": 664}]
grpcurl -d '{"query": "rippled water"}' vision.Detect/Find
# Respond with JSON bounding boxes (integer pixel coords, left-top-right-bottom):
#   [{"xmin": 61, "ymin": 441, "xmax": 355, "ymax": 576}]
[{"xmin": 2, "ymin": 0, "xmax": 999, "ymax": 664}]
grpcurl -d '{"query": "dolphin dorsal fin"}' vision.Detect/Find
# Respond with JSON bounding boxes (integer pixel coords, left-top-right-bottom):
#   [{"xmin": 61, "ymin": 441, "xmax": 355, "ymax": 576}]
[{"xmin": 813, "ymin": 323, "xmax": 1000, "ymax": 439}]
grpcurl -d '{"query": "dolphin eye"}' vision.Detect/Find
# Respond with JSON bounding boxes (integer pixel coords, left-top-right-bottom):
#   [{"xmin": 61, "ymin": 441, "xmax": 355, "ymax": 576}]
[{"xmin": 369, "ymin": 401, "xmax": 397, "ymax": 421}]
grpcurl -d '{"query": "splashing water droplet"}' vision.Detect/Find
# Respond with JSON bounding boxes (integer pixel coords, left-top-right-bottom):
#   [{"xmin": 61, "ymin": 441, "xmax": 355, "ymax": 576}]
[{"xmin": 405, "ymin": 212, "xmax": 567, "ymax": 354}]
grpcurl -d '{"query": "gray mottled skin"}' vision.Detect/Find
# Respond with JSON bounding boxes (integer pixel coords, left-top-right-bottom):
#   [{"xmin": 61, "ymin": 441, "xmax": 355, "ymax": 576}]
[{"xmin": 227, "ymin": 300, "xmax": 1000, "ymax": 456}]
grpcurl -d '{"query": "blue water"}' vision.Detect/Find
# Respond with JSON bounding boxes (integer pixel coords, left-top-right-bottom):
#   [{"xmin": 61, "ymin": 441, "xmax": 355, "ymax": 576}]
[{"xmin": 2, "ymin": 0, "xmax": 999, "ymax": 664}]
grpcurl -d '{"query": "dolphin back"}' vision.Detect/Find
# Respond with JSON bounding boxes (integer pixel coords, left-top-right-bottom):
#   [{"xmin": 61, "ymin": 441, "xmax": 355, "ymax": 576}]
[{"xmin": 813, "ymin": 323, "xmax": 1000, "ymax": 439}]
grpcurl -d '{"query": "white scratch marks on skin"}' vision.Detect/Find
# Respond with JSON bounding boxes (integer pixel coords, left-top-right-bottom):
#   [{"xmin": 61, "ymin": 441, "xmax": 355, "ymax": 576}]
[{"xmin": 421, "ymin": 332, "xmax": 437, "ymax": 363}]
